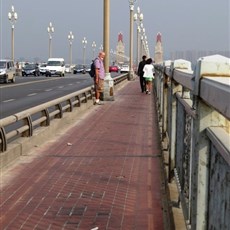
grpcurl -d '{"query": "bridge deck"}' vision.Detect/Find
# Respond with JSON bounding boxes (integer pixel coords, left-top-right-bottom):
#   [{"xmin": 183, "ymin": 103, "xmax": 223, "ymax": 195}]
[{"xmin": 0, "ymin": 79, "xmax": 170, "ymax": 229}]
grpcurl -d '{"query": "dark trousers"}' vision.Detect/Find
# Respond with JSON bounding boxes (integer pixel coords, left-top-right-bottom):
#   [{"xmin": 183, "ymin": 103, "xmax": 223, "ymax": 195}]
[{"xmin": 139, "ymin": 76, "xmax": 146, "ymax": 92}]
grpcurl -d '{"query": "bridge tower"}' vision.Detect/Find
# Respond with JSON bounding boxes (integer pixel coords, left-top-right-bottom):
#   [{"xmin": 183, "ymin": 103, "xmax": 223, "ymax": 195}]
[
  {"xmin": 154, "ymin": 32, "xmax": 163, "ymax": 64},
  {"xmin": 116, "ymin": 32, "xmax": 125, "ymax": 64}
]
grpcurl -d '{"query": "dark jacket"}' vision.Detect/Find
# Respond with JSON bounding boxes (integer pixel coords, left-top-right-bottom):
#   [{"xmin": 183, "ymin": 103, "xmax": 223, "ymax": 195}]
[{"xmin": 138, "ymin": 60, "xmax": 146, "ymax": 77}]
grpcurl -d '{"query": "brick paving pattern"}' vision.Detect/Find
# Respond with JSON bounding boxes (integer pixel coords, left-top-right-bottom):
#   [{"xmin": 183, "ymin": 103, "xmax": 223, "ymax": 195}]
[{"xmin": 0, "ymin": 79, "xmax": 165, "ymax": 230}]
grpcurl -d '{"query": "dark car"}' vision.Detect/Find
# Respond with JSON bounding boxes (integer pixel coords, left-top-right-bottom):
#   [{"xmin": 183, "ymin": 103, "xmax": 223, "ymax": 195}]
[
  {"xmin": 73, "ymin": 64, "xmax": 86, "ymax": 74},
  {"xmin": 22, "ymin": 63, "xmax": 40, "ymax": 76}
]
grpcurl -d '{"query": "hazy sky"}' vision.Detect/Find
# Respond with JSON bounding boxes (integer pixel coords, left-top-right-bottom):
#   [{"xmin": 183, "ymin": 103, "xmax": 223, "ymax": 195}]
[{"xmin": 0, "ymin": 0, "xmax": 229, "ymax": 63}]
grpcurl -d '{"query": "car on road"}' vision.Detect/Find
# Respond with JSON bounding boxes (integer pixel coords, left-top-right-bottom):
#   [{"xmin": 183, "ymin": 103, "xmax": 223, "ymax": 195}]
[
  {"xmin": 22, "ymin": 63, "xmax": 40, "ymax": 76},
  {"xmin": 0, "ymin": 59, "xmax": 16, "ymax": 83},
  {"xmin": 109, "ymin": 65, "xmax": 119, "ymax": 73},
  {"xmin": 45, "ymin": 58, "xmax": 65, "ymax": 77},
  {"xmin": 73, "ymin": 64, "xmax": 86, "ymax": 74},
  {"xmin": 39, "ymin": 63, "xmax": 47, "ymax": 75},
  {"xmin": 65, "ymin": 64, "xmax": 71, "ymax": 73},
  {"xmin": 120, "ymin": 64, "xmax": 129, "ymax": 73},
  {"xmin": 84, "ymin": 65, "xmax": 91, "ymax": 73}
]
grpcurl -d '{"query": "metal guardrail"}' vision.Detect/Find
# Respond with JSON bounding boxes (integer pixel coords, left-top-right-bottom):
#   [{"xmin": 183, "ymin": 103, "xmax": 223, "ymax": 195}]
[
  {"xmin": 0, "ymin": 74, "xmax": 129, "ymax": 153},
  {"xmin": 113, "ymin": 73, "xmax": 129, "ymax": 85},
  {"xmin": 154, "ymin": 55, "xmax": 230, "ymax": 230},
  {"xmin": 0, "ymin": 86, "xmax": 94, "ymax": 152}
]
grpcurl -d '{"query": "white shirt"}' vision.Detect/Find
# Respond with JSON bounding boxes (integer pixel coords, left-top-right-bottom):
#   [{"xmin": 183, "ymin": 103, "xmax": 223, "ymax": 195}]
[{"xmin": 143, "ymin": 64, "xmax": 154, "ymax": 78}]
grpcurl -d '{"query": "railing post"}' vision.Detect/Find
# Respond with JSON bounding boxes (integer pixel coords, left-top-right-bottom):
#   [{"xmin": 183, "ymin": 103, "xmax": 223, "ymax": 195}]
[
  {"xmin": 0, "ymin": 127, "xmax": 7, "ymax": 152},
  {"xmin": 162, "ymin": 73, "xmax": 169, "ymax": 138},
  {"xmin": 54, "ymin": 104, "xmax": 63, "ymax": 118},
  {"xmin": 154, "ymin": 66, "xmax": 163, "ymax": 134},
  {"xmin": 22, "ymin": 116, "xmax": 33, "ymax": 137},
  {"xmin": 168, "ymin": 78, "xmax": 182, "ymax": 180},
  {"xmin": 41, "ymin": 109, "xmax": 50, "ymax": 126},
  {"xmin": 67, "ymin": 99, "xmax": 73, "ymax": 112},
  {"xmin": 162, "ymin": 61, "xmax": 171, "ymax": 140}
]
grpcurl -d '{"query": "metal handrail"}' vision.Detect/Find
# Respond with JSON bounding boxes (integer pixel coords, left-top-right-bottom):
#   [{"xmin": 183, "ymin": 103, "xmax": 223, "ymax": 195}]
[
  {"xmin": 0, "ymin": 86, "xmax": 94, "ymax": 152},
  {"xmin": 0, "ymin": 74, "xmax": 129, "ymax": 152},
  {"xmin": 154, "ymin": 55, "xmax": 230, "ymax": 230}
]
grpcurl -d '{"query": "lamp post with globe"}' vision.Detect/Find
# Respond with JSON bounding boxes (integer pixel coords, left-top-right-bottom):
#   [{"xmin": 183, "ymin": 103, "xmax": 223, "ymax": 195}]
[
  {"xmin": 128, "ymin": 0, "xmax": 136, "ymax": 80},
  {"xmin": 68, "ymin": 31, "xmax": 74, "ymax": 68},
  {"xmin": 99, "ymin": 44, "xmax": 103, "ymax": 51},
  {"xmin": 82, "ymin": 37, "xmax": 87, "ymax": 66},
  {"xmin": 47, "ymin": 22, "xmax": 54, "ymax": 58},
  {"xmin": 134, "ymin": 7, "xmax": 143, "ymax": 65},
  {"xmin": 8, "ymin": 5, "xmax": 18, "ymax": 62},
  {"xmin": 92, "ymin": 41, "xmax": 96, "ymax": 59}
]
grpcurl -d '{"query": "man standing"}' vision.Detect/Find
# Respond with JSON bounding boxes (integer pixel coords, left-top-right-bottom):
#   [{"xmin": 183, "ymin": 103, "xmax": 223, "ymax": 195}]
[
  {"xmin": 94, "ymin": 51, "xmax": 105, "ymax": 105},
  {"xmin": 137, "ymin": 55, "xmax": 147, "ymax": 93}
]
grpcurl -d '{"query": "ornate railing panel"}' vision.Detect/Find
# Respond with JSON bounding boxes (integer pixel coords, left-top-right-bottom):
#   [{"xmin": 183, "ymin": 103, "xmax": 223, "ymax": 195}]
[{"xmin": 154, "ymin": 55, "xmax": 230, "ymax": 230}]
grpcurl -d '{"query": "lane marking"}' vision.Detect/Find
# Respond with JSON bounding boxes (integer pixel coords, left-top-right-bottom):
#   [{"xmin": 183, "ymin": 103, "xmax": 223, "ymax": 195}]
[
  {"xmin": 3, "ymin": 99, "xmax": 15, "ymax": 103},
  {"xmin": 45, "ymin": 89, "xmax": 52, "ymax": 91},
  {"xmin": 0, "ymin": 77, "xmax": 63, "ymax": 89},
  {"xmin": 27, "ymin": 93, "xmax": 37, "ymax": 97}
]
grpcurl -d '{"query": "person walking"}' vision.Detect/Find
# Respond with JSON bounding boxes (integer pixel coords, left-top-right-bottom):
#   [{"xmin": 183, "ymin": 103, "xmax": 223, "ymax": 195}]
[
  {"xmin": 143, "ymin": 58, "xmax": 155, "ymax": 95},
  {"xmin": 137, "ymin": 55, "xmax": 147, "ymax": 93},
  {"xmin": 94, "ymin": 51, "xmax": 105, "ymax": 105}
]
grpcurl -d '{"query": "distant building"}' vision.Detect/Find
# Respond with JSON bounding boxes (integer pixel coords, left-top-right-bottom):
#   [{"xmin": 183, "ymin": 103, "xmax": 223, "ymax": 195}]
[
  {"xmin": 154, "ymin": 32, "xmax": 163, "ymax": 64},
  {"xmin": 116, "ymin": 32, "xmax": 125, "ymax": 64}
]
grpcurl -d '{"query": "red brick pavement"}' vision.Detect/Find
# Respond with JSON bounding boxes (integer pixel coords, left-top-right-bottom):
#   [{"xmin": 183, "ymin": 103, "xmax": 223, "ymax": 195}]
[{"xmin": 0, "ymin": 79, "xmax": 166, "ymax": 230}]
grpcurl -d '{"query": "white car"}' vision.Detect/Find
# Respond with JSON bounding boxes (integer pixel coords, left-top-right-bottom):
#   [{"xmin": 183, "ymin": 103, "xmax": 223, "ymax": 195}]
[
  {"xmin": 120, "ymin": 64, "xmax": 129, "ymax": 73},
  {"xmin": 65, "ymin": 64, "xmax": 71, "ymax": 73},
  {"xmin": 0, "ymin": 59, "xmax": 16, "ymax": 83},
  {"xmin": 45, "ymin": 58, "xmax": 65, "ymax": 77},
  {"xmin": 39, "ymin": 63, "xmax": 47, "ymax": 75}
]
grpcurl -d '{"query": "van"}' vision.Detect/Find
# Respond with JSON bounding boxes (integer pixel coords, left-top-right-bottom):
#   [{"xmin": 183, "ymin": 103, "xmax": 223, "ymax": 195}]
[
  {"xmin": 45, "ymin": 58, "xmax": 65, "ymax": 77},
  {"xmin": 0, "ymin": 59, "xmax": 16, "ymax": 83}
]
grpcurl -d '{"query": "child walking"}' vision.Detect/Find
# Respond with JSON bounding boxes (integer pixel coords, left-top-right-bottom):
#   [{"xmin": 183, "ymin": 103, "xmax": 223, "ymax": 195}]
[{"xmin": 143, "ymin": 58, "xmax": 155, "ymax": 94}]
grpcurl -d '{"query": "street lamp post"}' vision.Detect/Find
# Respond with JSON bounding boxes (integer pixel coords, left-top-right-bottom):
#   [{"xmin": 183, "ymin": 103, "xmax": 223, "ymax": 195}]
[
  {"xmin": 47, "ymin": 22, "xmax": 54, "ymax": 58},
  {"xmin": 140, "ymin": 35, "xmax": 143, "ymax": 58},
  {"xmin": 8, "ymin": 5, "xmax": 18, "ymax": 62},
  {"xmin": 99, "ymin": 44, "xmax": 103, "ymax": 51},
  {"xmin": 82, "ymin": 37, "xmax": 87, "ymax": 66},
  {"xmin": 68, "ymin": 31, "xmax": 74, "ymax": 68},
  {"xmin": 134, "ymin": 7, "xmax": 143, "ymax": 65},
  {"xmin": 140, "ymin": 27, "xmax": 145, "ymax": 57},
  {"xmin": 144, "ymin": 35, "xmax": 148, "ymax": 56},
  {"xmin": 92, "ymin": 41, "xmax": 96, "ymax": 58},
  {"xmin": 128, "ymin": 0, "xmax": 136, "ymax": 80},
  {"xmin": 103, "ymin": 0, "xmax": 114, "ymax": 101}
]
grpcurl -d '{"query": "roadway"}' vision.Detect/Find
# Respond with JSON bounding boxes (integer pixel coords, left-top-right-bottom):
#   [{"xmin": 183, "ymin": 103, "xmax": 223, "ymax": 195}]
[{"xmin": 0, "ymin": 72, "xmax": 119, "ymax": 119}]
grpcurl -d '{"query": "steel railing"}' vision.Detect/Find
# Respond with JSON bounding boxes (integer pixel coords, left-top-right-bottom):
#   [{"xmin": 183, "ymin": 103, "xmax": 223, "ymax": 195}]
[{"xmin": 154, "ymin": 55, "xmax": 230, "ymax": 230}]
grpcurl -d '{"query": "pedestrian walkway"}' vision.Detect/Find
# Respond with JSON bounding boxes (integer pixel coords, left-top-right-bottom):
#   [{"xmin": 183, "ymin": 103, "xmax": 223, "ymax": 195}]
[{"xmin": 0, "ymin": 79, "xmax": 168, "ymax": 230}]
